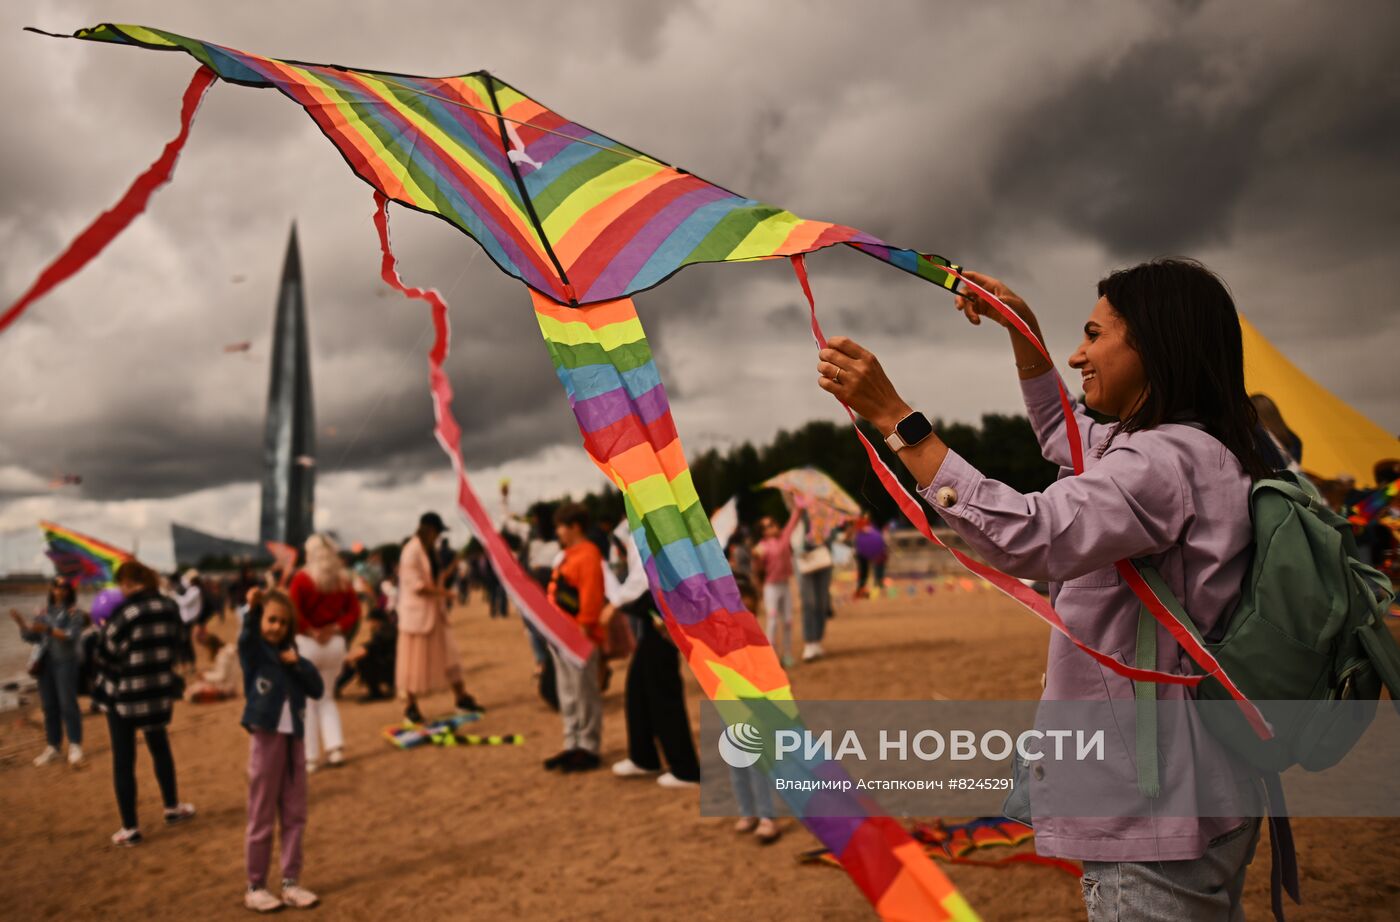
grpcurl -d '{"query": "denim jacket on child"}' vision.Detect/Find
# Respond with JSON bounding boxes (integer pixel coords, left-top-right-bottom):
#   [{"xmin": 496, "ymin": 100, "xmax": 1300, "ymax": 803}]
[{"xmin": 238, "ymin": 605, "xmax": 324, "ymax": 738}]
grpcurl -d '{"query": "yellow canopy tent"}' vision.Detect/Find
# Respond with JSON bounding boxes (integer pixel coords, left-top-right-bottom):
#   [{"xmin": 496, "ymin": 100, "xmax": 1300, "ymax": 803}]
[{"xmin": 1241, "ymin": 315, "xmax": 1399, "ymax": 485}]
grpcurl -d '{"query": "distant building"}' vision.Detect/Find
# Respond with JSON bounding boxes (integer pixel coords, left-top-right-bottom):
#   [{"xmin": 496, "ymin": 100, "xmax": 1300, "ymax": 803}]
[
  {"xmin": 258, "ymin": 224, "xmax": 316, "ymax": 551},
  {"xmin": 171, "ymin": 523, "xmax": 266, "ymax": 568}
]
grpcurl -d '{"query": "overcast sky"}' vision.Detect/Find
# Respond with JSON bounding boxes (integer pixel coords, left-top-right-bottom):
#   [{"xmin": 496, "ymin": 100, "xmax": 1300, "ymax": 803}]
[{"xmin": 1, "ymin": 0, "xmax": 1397, "ymax": 568}]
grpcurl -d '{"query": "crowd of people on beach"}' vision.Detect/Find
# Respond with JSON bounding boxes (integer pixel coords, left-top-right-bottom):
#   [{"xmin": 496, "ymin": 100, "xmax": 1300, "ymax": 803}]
[
  {"xmin": 10, "ymin": 258, "xmax": 1399, "ymax": 920},
  {"xmin": 8, "ymin": 494, "xmax": 890, "ymax": 912}
]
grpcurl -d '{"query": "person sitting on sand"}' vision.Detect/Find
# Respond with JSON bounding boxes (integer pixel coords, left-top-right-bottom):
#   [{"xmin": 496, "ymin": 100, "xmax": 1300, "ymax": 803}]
[
  {"xmin": 239, "ymin": 588, "xmax": 323, "ymax": 913},
  {"xmin": 335, "ymin": 608, "xmax": 397, "ymax": 700},
  {"xmin": 186, "ymin": 633, "xmax": 241, "ymax": 702}
]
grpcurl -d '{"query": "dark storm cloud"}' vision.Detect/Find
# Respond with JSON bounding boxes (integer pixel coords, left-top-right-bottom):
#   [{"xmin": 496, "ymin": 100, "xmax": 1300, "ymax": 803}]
[
  {"xmin": 989, "ymin": 20, "xmax": 1400, "ymax": 258},
  {"xmin": 0, "ymin": 0, "xmax": 1395, "ymax": 518},
  {"xmin": 990, "ymin": 41, "xmax": 1276, "ymax": 254}
]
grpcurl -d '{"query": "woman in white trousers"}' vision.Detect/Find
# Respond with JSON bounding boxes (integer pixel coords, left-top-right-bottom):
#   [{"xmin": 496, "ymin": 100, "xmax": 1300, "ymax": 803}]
[{"xmin": 289, "ymin": 535, "xmax": 361, "ymax": 771}]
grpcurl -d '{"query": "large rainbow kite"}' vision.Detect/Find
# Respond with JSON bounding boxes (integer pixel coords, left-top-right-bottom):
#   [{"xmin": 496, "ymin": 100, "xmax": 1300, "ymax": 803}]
[
  {"xmin": 38, "ymin": 519, "xmax": 132, "ymax": 586},
  {"xmin": 3, "ymin": 23, "xmax": 1273, "ymax": 920}
]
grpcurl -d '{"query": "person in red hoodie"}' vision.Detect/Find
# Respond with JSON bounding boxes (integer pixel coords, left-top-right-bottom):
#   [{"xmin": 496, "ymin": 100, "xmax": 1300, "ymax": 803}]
[
  {"xmin": 289, "ymin": 534, "xmax": 361, "ymax": 772},
  {"xmin": 543, "ymin": 503, "xmax": 605, "ymax": 774}
]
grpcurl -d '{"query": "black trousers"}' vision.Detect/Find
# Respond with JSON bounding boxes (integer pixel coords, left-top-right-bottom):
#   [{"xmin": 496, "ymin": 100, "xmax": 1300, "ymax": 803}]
[
  {"xmin": 624, "ymin": 615, "xmax": 700, "ymax": 781},
  {"xmin": 106, "ymin": 711, "xmax": 179, "ymax": 829}
]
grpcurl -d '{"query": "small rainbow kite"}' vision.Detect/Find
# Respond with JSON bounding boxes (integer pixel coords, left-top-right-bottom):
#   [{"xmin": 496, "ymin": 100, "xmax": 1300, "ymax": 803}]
[{"xmin": 38, "ymin": 519, "xmax": 132, "ymax": 586}]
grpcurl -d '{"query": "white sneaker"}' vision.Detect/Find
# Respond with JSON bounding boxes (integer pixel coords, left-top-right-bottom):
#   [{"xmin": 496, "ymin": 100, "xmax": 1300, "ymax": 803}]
[
  {"xmin": 68, "ymin": 744, "xmax": 84, "ymax": 766},
  {"xmin": 244, "ymin": 888, "xmax": 283, "ymax": 913},
  {"xmin": 802, "ymin": 643, "xmax": 824, "ymax": 662},
  {"xmin": 327, "ymin": 747, "xmax": 345, "ymax": 767},
  {"xmin": 306, "ymin": 758, "xmax": 319, "ymax": 774},
  {"xmin": 33, "ymin": 745, "xmax": 59, "ymax": 767},
  {"xmin": 611, "ymin": 758, "xmax": 657, "ymax": 778},
  {"xmin": 164, "ymin": 803, "xmax": 197, "ymax": 825},
  {"xmin": 657, "ymin": 772, "xmax": 699, "ymax": 789},
  {"xmin": 111, "ymin": 827, "xmax": 143, "ymax": 847},
  {"xmin": 280, "ymin": 881, "xmax": 319, "ymax": 909}
]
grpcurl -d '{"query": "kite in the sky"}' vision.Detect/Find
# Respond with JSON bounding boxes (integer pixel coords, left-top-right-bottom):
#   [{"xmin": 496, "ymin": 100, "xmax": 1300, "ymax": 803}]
[
  {"xmin": 38, "ymin": 519, "xmax": 132, "ymax": 586},
  {"xmin": 3, "ymin": 23, "xmax": 1274, "ymax": 921}
]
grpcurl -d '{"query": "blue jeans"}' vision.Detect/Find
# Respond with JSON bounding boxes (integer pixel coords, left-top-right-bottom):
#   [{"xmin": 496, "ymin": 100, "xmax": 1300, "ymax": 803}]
[
  {"xmin": 799, "ymin": 567, "xmax": 833, "ymax": 644},
  {"xmin": 1081, "ymin": 819, "xmax": 1260, "ymax": 921},
  {"xmin": 524, "ymin": 619, "xmax": 550, "ymax": 666},
  {"xmin": 728, "ymin": 765, "xmax": 775, "ymax": 819},
  {"xmin": 38, "ymin": 655, "xmax": 83, "ymax": 747}
]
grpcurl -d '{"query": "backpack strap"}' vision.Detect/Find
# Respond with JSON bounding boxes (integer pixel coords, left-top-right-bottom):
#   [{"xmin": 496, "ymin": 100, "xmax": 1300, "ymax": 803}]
[
  {"xmin": 1133, "ymin": 607, "xmax": 1161, "ymax": 799},
  {"xmin": 1130, "ymin": 565, "xmax": 1205, "ymax": 800},
  {"xmin": 1263, "ymin": 772, "xmax": 1302, "ymax": 922},
  {"xmin": 1137, "ymin": 563, "xmax": 1303, "ymax": 922}
]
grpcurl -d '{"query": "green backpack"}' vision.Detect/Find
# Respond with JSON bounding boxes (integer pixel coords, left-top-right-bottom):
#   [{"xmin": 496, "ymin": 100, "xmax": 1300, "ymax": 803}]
[{"xmin": 1134, "ymin": 471, "xmax": 1400, "ymax": 779}]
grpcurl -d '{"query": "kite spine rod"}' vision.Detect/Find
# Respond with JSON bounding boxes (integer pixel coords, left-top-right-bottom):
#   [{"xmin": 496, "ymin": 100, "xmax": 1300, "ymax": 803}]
[{"xmin": 370, "ymin": 74, "xmax": 667, "ymax": 167}]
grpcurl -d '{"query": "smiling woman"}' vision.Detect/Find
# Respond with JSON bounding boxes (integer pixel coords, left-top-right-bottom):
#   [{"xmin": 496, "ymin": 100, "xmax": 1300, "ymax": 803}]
[{"xmin": 816, "ymin": 258, "xmax": 1280, "ymax": 921}]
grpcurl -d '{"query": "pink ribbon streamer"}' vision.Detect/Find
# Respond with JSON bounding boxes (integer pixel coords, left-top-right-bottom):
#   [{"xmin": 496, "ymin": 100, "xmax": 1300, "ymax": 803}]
[{"xmin": 372, "ymin": 192, "xmax": 593, "ymax": 667}]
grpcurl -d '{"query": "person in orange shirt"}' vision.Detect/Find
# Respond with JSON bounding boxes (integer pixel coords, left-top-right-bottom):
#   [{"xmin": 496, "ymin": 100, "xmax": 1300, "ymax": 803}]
[{"xmin": 543, "ymin": 503, "xmax": 605, "ymax": 773}]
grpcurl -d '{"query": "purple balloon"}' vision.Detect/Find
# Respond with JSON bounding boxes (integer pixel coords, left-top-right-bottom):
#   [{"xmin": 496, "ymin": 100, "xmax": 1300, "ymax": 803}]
[{"xmin": 90, "ymin": 587, "xmax": 125, "ymax": 625}]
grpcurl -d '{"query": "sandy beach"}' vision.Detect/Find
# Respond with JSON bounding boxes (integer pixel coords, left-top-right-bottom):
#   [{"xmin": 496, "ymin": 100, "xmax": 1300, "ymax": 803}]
[{"xmin": 2, "ymin": 586, "xmax": 1397, "ymax": 921}]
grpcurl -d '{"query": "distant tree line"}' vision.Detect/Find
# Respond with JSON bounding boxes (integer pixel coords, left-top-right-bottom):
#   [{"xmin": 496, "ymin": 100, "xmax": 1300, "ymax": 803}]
[{"xmin": 520, "ymin": 414, "xmax": 1060, "ymax": 534}]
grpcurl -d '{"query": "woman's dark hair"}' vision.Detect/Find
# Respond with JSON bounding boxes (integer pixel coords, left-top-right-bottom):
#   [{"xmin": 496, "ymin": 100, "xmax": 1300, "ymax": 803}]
[
  {"xmin": 1096, "ymin": 258, "xmax": 1272, "ymax": 480},
  {"xmin": 48, "ymin": 577, "xmax": 76, "ymax": 608}
]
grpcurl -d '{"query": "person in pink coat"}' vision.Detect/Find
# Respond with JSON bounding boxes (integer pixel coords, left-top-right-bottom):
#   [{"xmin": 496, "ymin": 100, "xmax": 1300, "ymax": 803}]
[{"xmin": 395, "ymin": 512, "xmax": 483, "ymax": 724}]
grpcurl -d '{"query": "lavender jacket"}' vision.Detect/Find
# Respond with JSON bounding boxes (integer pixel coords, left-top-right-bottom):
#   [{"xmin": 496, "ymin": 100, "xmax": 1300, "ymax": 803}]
[{"xmin": 921, "ymin": 370, "xmax": 1259, "ymax": 862}]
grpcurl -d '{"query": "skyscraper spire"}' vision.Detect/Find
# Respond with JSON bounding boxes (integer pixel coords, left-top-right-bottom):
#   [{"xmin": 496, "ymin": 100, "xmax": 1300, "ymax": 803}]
[{"xmin": 259, "ymin": 222, "xmax": 315, "ymax": 550}]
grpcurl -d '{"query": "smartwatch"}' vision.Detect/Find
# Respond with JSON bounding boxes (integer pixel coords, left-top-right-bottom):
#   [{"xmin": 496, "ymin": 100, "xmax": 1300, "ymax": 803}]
[{"xmin": 884, "ymin": 411, "xmax": 934, "ymax": 452}]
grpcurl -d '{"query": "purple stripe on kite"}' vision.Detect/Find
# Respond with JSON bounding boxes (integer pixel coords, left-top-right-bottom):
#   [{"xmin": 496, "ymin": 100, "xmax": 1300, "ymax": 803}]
[
  {"xmin": 844, "ymin": 230, "xmax": 882, "ymax": 246},
  {"xmin": 583, "ymin": 184, "xmax": 735, "ymax": 302},
  {"xmin": 571, "ymin": 381, "xmax": 670, "ymax": 433},
  {"xmin": 525, "ymin": 119, "xmax": 594, "ymax": 166},
  {"xmin": 803, "ymin": 815, "xmax": 863, "ymax": 856},
  {"xmin": 643, "ymin": 559, "xmax": 730, "ymax": 626}
]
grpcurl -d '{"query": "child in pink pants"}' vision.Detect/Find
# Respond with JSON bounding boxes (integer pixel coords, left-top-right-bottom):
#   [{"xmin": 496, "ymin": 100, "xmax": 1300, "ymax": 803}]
[{"xmin": 238, "ymin": 590, "xmax": 324, "ymax": 913}]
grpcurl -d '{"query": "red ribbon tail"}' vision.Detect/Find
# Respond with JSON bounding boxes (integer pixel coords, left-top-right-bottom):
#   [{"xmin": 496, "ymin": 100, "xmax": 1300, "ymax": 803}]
[{"xmin": 0, "ymin": 65, "xmax": 217, "ymax": 334}]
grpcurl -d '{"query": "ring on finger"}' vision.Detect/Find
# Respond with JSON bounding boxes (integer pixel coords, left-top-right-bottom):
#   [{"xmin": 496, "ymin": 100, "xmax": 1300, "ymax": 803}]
[{"xmin": 834, "ymin": 367, "xmax": 842, "ymax": 384}]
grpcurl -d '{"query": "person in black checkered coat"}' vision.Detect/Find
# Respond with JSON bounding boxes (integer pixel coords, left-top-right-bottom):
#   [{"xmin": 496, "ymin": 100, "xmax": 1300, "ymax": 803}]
[{"xmin": 95, "ymin": 560, "xmax": 196, "ymax": 847}]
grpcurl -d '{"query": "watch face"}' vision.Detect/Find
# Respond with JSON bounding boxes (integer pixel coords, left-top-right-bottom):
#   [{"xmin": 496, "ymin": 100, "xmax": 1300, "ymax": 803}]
[{"xmin": 896, "ymin": 412, "xmax": 934, "ymax": 446}]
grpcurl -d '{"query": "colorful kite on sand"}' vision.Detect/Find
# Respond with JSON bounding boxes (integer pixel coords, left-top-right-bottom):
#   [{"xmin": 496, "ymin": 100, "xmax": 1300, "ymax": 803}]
[
  {"xmin": 800, "ymin": 817, "xmax": 1082, "ymax": 879},
  {"xmin": 3, "ymin": 23, "xmax": 1272, "ymax": 920},
  {"xmin": 38, "ymin": 519, "xmax": 132, "ymax": 587}
]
